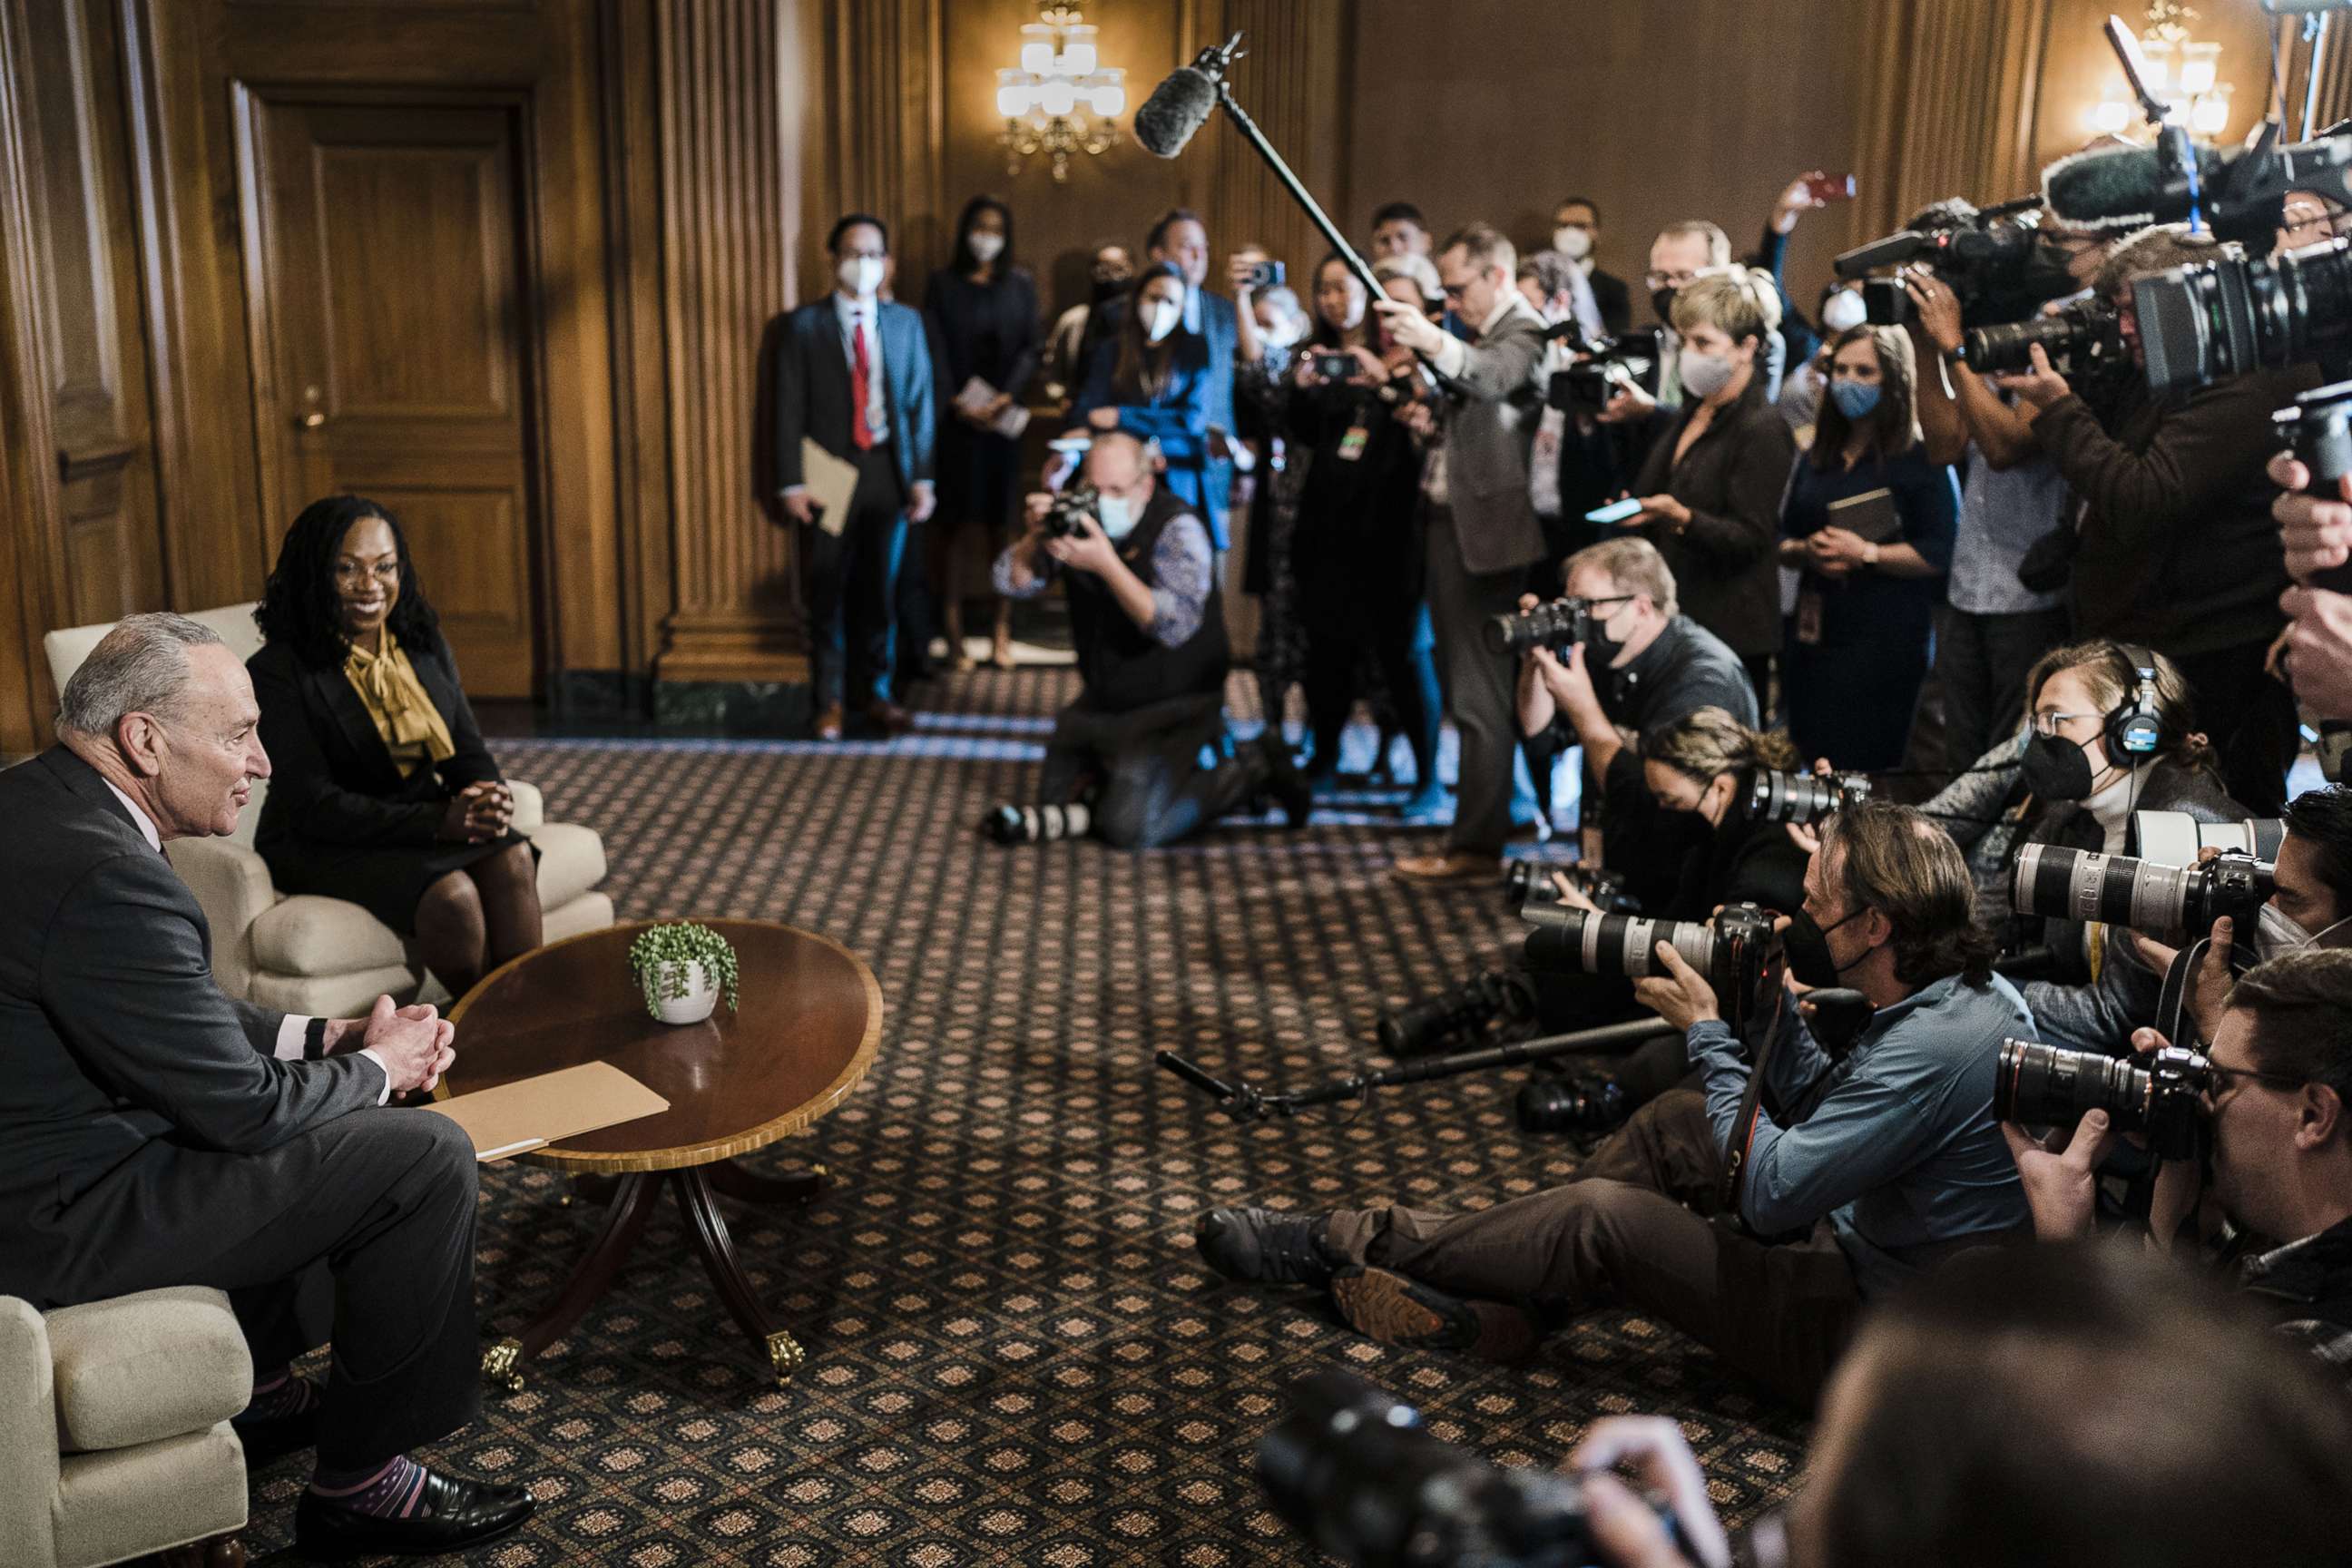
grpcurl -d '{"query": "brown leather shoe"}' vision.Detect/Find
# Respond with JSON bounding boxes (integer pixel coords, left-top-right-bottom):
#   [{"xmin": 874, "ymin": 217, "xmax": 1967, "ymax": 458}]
[
  {"xmin": 1329, "ymin": 1266, "xmax": 1538, "ymax": 1365},
  {"xmin": 1392, "ymin": 850, "xmax": 1498, "ymax": 887},
  {"xmin": 864, "ymin": 697, "xmax": 915, "ymax": 737},
  {"xmin": 813, "ymin": 703, "xmax": 845, "ymax": 741}
]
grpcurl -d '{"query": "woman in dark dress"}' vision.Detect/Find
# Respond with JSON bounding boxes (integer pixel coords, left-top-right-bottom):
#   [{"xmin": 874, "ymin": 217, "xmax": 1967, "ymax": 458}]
[
  {"xmin": 1777, "ymin": 323, "xmax": 1958, "ymax": 770},
  {"xmin": 923, "ymin": 195, "xmax": 1041, "ymax": 671},
  {"xmin": 249, "ymin": 495, "xmax": 541, "ymax": 1000}
]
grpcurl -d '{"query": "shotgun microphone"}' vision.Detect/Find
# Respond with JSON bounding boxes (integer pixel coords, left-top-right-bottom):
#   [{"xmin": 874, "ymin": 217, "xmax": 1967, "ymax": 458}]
[{"xmin": 1133, "ymin": 36, "xmax": 1240, "ymax": 158}]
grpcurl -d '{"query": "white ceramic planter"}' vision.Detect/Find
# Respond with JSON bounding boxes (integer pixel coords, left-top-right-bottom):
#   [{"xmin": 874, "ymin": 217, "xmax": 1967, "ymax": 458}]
[{"xmin": 645, "ymin": 959, "xmax": 719, "ymax": 1025}]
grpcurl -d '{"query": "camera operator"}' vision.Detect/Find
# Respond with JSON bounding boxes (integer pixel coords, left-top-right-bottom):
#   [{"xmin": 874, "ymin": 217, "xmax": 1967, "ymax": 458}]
[
  {"xmin": 1197, "ymin": 802, "xmax": 2027, "ymax": 1410},
  {"xmin": 1619, "ymin": 270, "xmax": 1798, "ymax": 710},
  {"xmin": 2004, "ymin": 948, "xmax": 2352, "ymax": 1387},
  {"xmin": 992, "ymin": 428, "xmax": 1308, "ymax": 848},
  {"xmin": 1998, "ymin": 223, "xmax": 2317, "ymax": 816},
  {"xmin": 1563, "ymin": 1244, "xmax": 2352, "ymax": 1568},
  {"xmin": 1377, "ymin": 223, "xmax": 1553, "ymax": 886},
  {"xmin": 1905, "ymin": 267, "xmax": 2074, "ymax": 771},
  {"xmin": 1519, "ymin": 251, "xmax": 1648, "ymax": 578},
  {"xmin": 1516, "ymin": 538, "xmax": 1755, "ymax": 913}
]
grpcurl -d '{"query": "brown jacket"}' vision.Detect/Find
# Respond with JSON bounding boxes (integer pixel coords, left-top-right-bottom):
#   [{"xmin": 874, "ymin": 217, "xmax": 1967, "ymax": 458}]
[{"xmin": 1632, "ymin": 375, "xmax": 1798, "ymax": 659}]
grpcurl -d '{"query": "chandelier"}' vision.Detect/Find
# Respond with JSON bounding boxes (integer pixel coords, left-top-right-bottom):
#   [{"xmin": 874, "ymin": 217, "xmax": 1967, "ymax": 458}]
[
  {"xmin": 2092, "ymin": 1, "xmax": 2232, "ymax": 137},
  {"xmin": 997, "ymin": 4, "xmax": 1125, "ymax": 181}
]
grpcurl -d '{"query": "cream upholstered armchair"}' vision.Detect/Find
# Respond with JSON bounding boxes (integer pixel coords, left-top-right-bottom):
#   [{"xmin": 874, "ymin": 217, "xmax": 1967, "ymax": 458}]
[
  {"xmin": 1, "ymin": 1286, "xmax": 250, "ymax": 1567},
  {"xmin": 42, "ymin": 604, "xmax": 614, "ymax": 1015}
]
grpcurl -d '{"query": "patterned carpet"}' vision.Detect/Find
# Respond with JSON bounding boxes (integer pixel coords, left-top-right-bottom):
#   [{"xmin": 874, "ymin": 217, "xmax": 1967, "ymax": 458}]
[{"xmin": 238, "ymin": 667, "xmax": 1809, "ymax": 1565}]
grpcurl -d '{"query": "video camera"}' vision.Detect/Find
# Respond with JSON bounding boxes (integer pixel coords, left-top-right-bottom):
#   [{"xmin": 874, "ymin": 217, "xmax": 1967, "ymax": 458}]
[
  {"xmin": 1485, "ymin": 596, "xmax": 1598, "ymax": 658},
  {"xmin": 1039, "ymin": 482, "xmax": 1102, "ymax": 540},
  {"xmin": 1545, "ymin": 328, "xmax": 1663, "ymax": 416},
  {"xmin": 1835, "ymin": 197, "xmax": 2079, "ymax": 328},
  {"xmin": 2134, "ymin": 234, "xmax": 2352, "ymax": 395},
  {"xmin": 1522, "ymin": 902, "xmax": 1779, "ymax": 1030},
  {"xmin": 1743, "ymin": 767, "xmax": 1870, "ymax": 828},
  {"xmin": 1964, "ymin": 297, "xmax": 2127, "ymax": 377},
  {"xmin": 1259, "ymin": 1370, "xmax": 1682, "ymax": 1568},
  {"xmin": 1994, "ymin": 1037, "xmax": 2215, "ymax": 1161}
]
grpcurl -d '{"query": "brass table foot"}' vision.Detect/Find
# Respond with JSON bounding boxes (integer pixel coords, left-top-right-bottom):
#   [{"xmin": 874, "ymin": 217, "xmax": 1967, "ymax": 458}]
[
  {"xmin": 766, "ymin": 1330, "xmax": 807, "ymax": 1387},
  {"xmin": 483, "ymin": 1336, "xmax": 526, "ymax": 1394}
]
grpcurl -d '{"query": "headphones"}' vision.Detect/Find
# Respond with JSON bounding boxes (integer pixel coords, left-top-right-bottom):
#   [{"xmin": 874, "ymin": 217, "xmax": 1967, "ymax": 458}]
[{"xmin": 2102, "ymin": 642, "xmax": 2165, "ymax": 759}]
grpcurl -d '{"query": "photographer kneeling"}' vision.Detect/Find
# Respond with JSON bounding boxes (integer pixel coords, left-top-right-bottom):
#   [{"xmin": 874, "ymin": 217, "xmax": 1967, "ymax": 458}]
[
  {"xmin": 990, "ymin": 428, "xmax": 1308, "ymax": 848},
  {"xmin": 1517, "ymin": 538, "xmax": 1755, "ymax": 914},
  {"xmin": 2004, "ymin": 946, "xmax": 2352, "ymax": 1385},
  {"xmin": 1198, "ymin": 801, "xmax": 2027, "ymax": 1409}
]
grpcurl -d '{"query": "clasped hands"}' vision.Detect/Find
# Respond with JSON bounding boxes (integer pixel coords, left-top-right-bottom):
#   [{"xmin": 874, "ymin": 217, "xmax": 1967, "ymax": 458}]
[
  {"xmin": 440, "ymin": 780, "xmax": 514, "ymax": 844},
  {"xmin": 322, "ymin": 995, "xmax": 457, "ymax": 1096}
]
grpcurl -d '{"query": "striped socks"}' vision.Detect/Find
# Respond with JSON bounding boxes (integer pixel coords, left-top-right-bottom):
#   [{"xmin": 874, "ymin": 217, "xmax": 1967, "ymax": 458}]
[{"xmin": 309, "ymin": 1455, "xmax": 430, "ymax": 1518}]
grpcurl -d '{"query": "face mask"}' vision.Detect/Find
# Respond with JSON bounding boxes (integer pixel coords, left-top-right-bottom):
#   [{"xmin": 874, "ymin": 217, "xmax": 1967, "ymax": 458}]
[
  {"xmin": 1651, "ymin": 286, "xmax": 1680, "ymax": 324},
  {"xmin": 1819, "ymin": 289, "xmax": 1868, "ymax": 333},
  {"xmin": 1679, "ymin": 348, "xmax": 1737, "ymax": 402},
  {"xmin": 1096, "ymin": 494, "xmax": 1136, "ymax": 541},
  {"xmin": 1554, "ymin": 227, "xmax": 1593, "ymax": 262},
  {"xmin": 1784, "ymin": 906, "xmax": 1870, "ymax": 990},
  {"xmin": 2257, "ymin": 903, "xmax": 2314, "ymax": 961},
  {"xmin": 1093, "ymin": 272, "xmax": 1131, "ymax": 303},
  {"xmin": 838, "ymin": 256, "xmax": 884, "ymax": 299},
  {"xmin": 967, "ymin": 232, "xmax": 1005, "ymax": 265},
  {"xmin": 1829, "ymin": 379, "xmax": 1883, "ymax": 420},
  {"xmin": 1584, "ymin": 602, "xmax": 1629, "ymax": 666},
  {"xmin": 1143, "ymin": 299, "xmax": 1182, "ymax": 343},
  {"xmin": 2021, "ymin": 731, "xmax": 2098, "ymax": 803}
]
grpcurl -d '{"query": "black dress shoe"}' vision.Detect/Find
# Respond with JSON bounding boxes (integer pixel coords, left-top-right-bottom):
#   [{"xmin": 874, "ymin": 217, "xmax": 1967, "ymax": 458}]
[
  {"xmin": 230, "ymin": 1406, "xmax": 318, "ymax": 1468},
  {"xmin": 294, "ymin": 1469, "xmax": 535, "ymax": 1561},
  {"xmin": 1194, "ymin": 1207, "xmax": 1341, "ymax": 1288}
]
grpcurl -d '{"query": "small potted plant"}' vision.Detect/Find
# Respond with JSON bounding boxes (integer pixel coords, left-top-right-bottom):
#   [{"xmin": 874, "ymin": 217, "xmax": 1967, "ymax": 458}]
[{"xmin": 628, "ymin": 921, "xmax": 740, "ymax": 1025}]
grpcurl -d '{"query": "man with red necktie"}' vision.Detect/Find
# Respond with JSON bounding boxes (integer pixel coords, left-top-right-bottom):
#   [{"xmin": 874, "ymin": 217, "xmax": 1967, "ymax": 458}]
[{"xmin": 774, "ymin": 213, "xmax": 938, "ymax": 740}]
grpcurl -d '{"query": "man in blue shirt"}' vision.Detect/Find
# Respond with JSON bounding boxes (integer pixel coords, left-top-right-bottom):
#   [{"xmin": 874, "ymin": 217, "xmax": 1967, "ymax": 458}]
[{"xmin": 1195, "ymin": 801, "xmax": 2029, "ymax": 1407}]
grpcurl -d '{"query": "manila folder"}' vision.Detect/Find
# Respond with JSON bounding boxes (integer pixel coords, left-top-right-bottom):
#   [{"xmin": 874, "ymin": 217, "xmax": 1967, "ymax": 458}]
[
  {"xmin": 425, "ymin": 1062, "xmax": 670, "ymax": 1162},
  {"xmin": 800, "ymin": 438, "xmax": 860, "ymax": 538}
]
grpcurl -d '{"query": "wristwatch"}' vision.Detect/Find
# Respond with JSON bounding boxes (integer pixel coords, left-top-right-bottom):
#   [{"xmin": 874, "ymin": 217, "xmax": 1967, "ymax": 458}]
[{"xmin": 1862, "ymin": 542, "xmax": 1882, "ymax": 568}]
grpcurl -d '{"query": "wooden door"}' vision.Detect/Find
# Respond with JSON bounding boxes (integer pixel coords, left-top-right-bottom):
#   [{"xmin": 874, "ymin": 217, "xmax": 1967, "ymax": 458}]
[{"xmin": 238, "ymin": 95, "xmax": 539, "ymax": 696}]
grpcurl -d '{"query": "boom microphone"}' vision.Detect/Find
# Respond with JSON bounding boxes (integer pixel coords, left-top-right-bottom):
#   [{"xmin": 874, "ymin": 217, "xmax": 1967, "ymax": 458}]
[
  {"xmin": 1133, "ymin": 41, "xmax": 1235, "ymax": 158},
  {"xmin": 2043, "ymin": 141, "xmax": 2227, "ymax": 230}
]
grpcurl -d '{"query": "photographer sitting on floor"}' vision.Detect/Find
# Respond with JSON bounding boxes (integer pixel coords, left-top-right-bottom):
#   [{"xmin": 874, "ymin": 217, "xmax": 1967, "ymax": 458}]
[
  {"xmin": 1197, "ymin": 801, "xmax": 2027, "ymax": 1409},
  {"xmin": 2004, "ymin": 947, "xmax": 2352, "ymax": 1387},
  {"xmin": 1517, "ymin": 538, "xmax": 1756, "ymax": 914},
  {"xmin": 989, "ymin": 427, "xmax": 1307, "ymax": 849}
]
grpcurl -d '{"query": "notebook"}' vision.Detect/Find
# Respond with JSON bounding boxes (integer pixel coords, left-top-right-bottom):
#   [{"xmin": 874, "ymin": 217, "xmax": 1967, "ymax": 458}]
[
  {"xmin": 1826, "ymin": 486, "xmax": 1901, "ymax": 544},
  {"xmin": 424, "ymin": 1062, "xmax": 670, "ymax": 1162}
]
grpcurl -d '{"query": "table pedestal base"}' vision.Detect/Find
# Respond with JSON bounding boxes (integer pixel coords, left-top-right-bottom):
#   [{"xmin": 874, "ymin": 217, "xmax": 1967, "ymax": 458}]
[{"xmin": 483, "ymin": 1158, "xmax": 828, "ymax": 1391}]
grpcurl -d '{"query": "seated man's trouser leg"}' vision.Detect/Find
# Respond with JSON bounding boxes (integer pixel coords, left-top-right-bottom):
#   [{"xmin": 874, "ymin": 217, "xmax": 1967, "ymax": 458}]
[
  {"xmin": 45, "ymin": 1107, "xmax": 482, "ymax": 1468},
  {"xmin": 1321, "ymin": 1088, "xmax": 1862, "ymax": 1408}
]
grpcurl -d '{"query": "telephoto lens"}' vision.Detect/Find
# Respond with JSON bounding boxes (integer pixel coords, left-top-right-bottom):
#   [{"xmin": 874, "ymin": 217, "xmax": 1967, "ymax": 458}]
[
  {"xmin": 2130, "ymin": 809, "xmax": 2286, "ymax": 867},
  {"xmin": 1375, "ymin": 969, "xmax": 1539, "ymax": 1057},
  {"xmin": 1962, "ymin": 299, "xmax": 2122, "ymax": 377},
  {"xmin": 1993, "ymin": 1038, "xmax": 2211, "ymax": 1161},
  {"xmin": 1257, "ymin": 1369, "xmax": 1675, "ymax": 1568},
  {"xmin": 1743, "ymin": 767, "xmax": 1869, "ymax": 827},
  {"xmin": 2009, "ymin": 843, "xmax": 2274, "ymax": 935},
  {"xmin": 1484, "ymin": 596, "xmax": 1591, "ymax": 658},
  {"xmin": 1522, "ymin": 902, "xmax": 1776, "ymax": 1013},
  {"xmin": 1507, "ymin": 859, "xmax": 1635, "ymax": 913},
  {"xmin": 984, "ymin": 802, "xmax": 1093, "ymax": 844},
  {"xmin": 2134, "ymin": 234, "xmax": 2352, "ymax": 396},
  {"xmin": 1516, "ymin": 1072, "xmax": 1631, "ymax": 1135}
]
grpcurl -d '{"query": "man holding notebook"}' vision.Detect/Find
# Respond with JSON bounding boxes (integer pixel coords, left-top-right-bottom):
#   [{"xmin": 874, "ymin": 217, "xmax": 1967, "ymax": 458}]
[{"xmin": 0, "ymin": 614, "xmax": 534, "ymax": 1558}]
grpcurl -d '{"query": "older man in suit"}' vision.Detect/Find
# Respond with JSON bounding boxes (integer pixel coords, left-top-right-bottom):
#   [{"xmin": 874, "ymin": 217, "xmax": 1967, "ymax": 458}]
[
  {"xmin": 0, "ymin": 613, "xmax": 532, "ymax": 1558},
  {"xmin": 775, "ymin": 212, "xmax": 938, "ymax": 741},
  {"xmin": 1377, "ymin": 222, "xmax": 1552, "ymax": 885}
]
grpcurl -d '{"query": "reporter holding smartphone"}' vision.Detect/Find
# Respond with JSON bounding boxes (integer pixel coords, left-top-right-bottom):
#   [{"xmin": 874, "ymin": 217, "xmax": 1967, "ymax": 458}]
[
  {"xmin": 1622, "ymin": 269, "xmax": 1798, "ymax": 712},
  {"xmin": 1774, "ymin": 324, "xmax": 1956, "ymax": 771}
]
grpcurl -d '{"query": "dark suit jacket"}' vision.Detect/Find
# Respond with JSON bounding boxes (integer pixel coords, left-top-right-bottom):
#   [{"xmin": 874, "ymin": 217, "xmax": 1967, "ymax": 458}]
[
  {"xmin": 1632, "ymin": 375, "xmax": 1798, "ymax": 659},
  {"xmin": 249, "ymin": 633, "xmax": 501, "ymax": 853},
  {"xmin": 772, "ymin": 296, "xmax": 937, "ymax": 497},
  {"xmin": 1589, "ymin": 267, "xmax": 1632, "ymax": 337},
  {"xmin": 1436, "ymin": 298, "xmax": 1551, "ymax": 576},
  {"xmin": 0, "ymin": 747, "xmax": 384, "ymax": 1302}
]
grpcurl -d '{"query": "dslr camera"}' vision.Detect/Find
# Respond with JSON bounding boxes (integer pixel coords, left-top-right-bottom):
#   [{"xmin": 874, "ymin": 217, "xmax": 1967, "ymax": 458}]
[
  {"xmin": 1743, "ymin": 767, "xmax": 1870, "ymax": 828},
  {"xmin": 1522, "ymin": 902, "xmax": 1779, "ymax": 1029},
  {"xmin": 1505, "ymin": 858, "xmax": 1634, "ymax": 913},
  {"xmin": 2009, "ymin": 842, "xmax": 2273, "ymax": 936},
  {"xmin": 1546, "ymin": 328, "xmax": 1664, "ymax": 415},
  {"xmin": 1259, "ymin": 1370, "xmax": 1682, "ymax": 1568},
  {"xmin": 1374, "ymin": 968, "xmax": 1539, "ymax": 1058},
  {"xmin": 1964, "ymin": 297, "xmax": 2126, "ymax": 377},
  {"xmin": 1039, "ymin": 482, "xmax": 1102, "ymax": 540},
  {"xmin": 1835, "ymin": 197, "xmax": 2080, "ymax": 328},
  {"xmin": 1486, "ymin": 596, "xmax": 1596, "ymax": 658},
  {"xmin": 1994, "ymin": 1037, "xmax": 2215, "ymax": 1161}
]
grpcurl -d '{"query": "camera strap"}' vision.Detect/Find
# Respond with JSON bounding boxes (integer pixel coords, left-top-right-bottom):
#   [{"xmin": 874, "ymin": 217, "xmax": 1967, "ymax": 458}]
[{"xmin": 1718, "ymin": 965, "xmax": 1792, "ymax": 1216}]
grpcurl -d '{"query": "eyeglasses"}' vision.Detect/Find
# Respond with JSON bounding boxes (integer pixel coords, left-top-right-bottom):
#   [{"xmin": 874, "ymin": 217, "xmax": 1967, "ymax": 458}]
[
  {"xmin": 1643, "ymin": 270, "xmax": 1700, "ymax": 290},
  {"xmin": 2030, "ymin": 709, "xmax": 2098, "ymax": 737},
  {"xmin": 334, "ymin": 561, "xmax": 399, "ymax": 586}
]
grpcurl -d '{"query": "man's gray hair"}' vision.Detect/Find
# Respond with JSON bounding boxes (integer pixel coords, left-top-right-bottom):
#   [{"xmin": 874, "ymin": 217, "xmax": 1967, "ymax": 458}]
[{"xmin": 56, "ymin": 612, "xmax": 223, "ymax": 737}]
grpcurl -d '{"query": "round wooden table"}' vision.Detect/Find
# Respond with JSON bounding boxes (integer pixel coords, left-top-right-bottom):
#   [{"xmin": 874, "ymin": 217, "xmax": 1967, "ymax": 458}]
[{"xmin": 442, "ymin": 919, "xmax": 881, "ymax": 1389}]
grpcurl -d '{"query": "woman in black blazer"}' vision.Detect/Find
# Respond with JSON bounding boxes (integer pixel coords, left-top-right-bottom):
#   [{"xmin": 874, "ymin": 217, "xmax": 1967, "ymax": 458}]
[{"xmin": 249, "ymin": 495, "xmax": 541, "ymax": 999}]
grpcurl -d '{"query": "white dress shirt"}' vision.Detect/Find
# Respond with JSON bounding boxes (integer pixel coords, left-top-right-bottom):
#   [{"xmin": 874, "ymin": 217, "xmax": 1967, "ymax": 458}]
[
  {"xmin": 832, "ymin": 290, "xmax": 890, "ymax": 447},
  {"xmin": 102, "ymin": 778, "xmax": 389, "ymax": 1101}
]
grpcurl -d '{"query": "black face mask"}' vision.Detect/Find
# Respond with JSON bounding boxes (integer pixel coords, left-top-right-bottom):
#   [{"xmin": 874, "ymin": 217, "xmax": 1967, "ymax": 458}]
[
  {"xmin": 2021, "ymin": 732, "xmax": 2098, "ymax": 802},
  {"xmin": 1784, "ymin": 906, "xmax": 1867, "ymax": 990},
  {"xmin": 1651, "ymin": 286, "xmax": 1679, "ymax": 325},
  {"xmin": 1093, "ymin": 274, "xmax": 1132, "ymax": 304}
]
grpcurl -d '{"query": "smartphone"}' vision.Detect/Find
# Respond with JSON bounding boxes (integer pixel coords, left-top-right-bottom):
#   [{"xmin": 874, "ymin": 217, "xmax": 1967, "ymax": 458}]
[
  {"xmin": 1312, "ymin": 351, "xmax": 1357, "ymax": 380},
  {"xmin": 1046, "ymin": 435, "xmax": 1093, "ymax": 454},
  {"xmin": 1806, "ymin": 173, "xmax": 1857, "ymax": 203},
  {"xmin": 1585, "ymin": 497, "xmax": 1646, "ymax": 525}
]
